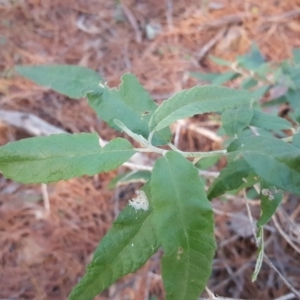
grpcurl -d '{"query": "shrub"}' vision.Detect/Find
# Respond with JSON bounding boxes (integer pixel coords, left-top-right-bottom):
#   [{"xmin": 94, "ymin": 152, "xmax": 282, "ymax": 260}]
[{"xmin": 0, "ymin": 45, "xmax": 299, "ymax": 299}]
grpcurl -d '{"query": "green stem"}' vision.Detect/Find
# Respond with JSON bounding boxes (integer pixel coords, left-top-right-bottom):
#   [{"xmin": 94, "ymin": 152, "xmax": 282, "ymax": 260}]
[
  {"xmin": 168, "ymin": 142, "xmax": 226, "ymax": 158},
  {"xmin": 116, "ymin": 119, "xmax": 227, "ymax": 158}
]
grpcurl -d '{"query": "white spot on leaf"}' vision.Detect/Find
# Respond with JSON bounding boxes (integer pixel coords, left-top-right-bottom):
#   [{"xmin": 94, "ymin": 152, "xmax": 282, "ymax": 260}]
[
  {"xmin": 262, "ymin": 188, "xmax": 269, "ymax": 196},
  {"xmin": 129, "ymin": 190, "xmax": 149, "ymax": 212},
  {"xmin": 262, "ymin": 187, "xmax": 278, "ymax": 201},
  {"xmin": 268, "ymin": 195, "xmax": 275, "ymax": 201}
]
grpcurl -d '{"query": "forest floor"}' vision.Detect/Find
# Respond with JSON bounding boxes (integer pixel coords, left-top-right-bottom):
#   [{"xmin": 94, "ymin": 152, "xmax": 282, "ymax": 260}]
[{"xmin": 0, "ymin": 1, "xmax": 300, "ymax": 299}]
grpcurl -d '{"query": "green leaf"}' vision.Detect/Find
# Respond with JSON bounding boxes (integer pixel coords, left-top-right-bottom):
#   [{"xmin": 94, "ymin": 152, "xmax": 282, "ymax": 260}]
[
  {"xmin": 252, "ymin": 226, "xmax": 264, "ymax": 282},
  {"xmin": 250, "ymin": 110, "xmax": 293, "ymax": 131},
  {"xmin": 291, "ymin": 108, "xmax": 300, "ymax": 124},
  {"xmin": 237, "ymin": 43, "xmax": 265, "ymax": 71},
  {"xmin": 293, "ymin": 48, "xmax": 300, "ymax": 64},
  {"xmin": 207, "ymin": 158, "xmax": 257, "ymax": 200},
  {"xmin": 150, "ymin": 151, "xmax": 216, "ymax": 300},
  {"xmin": 0, "ymin": 134, "xmax": 135, "ymax": 183},
  {"xmin": 87, "ymin": 73, "xmax": 172, "ymax": 146},
  {"xmin": 209, "ymin": 55, "xmax": 232, "ymax": 67},
  {"xmin": 228, "ymin": 136, "xmax": 300, "ymax": 195},
  {"xmin": 290, "ymin": 66, "xmax": 300, "ymax": 89},
  {"xmin": 255, "ymin": 63, "xmax": 273, "ymax": 78},
  {"xmin": 149, "ymin": 86, "xmax": 253, "ymax": 132},
  {"xmin": 262, "ymin": 95, "xmax": 286, "ymax": 107},
  {"xmin": 292, "ymin": 132, "xmax": 300, "ymax": 149},
  {"xmin": 285, "ymin": 89, "xmax": 300, "ymax": 109},
  {"xmin": 190, "ymin": 71, "xmax": 239, "ymax": 85},
  {"xmin": 221, "ymin": 107, "xmax": 254, "ymax": 136},
  {"xmin": 257, "ymin": 182, "xmax": 282, "ymax": 227},
  {"xmin": 68, "ymin": 184, "xmax": 159, "ymax": 300},
  {"xmin": 240, "ymin": 77, "xmax": 258, "ymax": 89},
  {"xmin": 195, "ymin": 155, "xmax": 220, "ymax": 170},
  {"xmin": 108, "ymin": 170, "xmax": 151, "ymax": 189},
  {"xmin": 281, "ymin": 64, "xmax": 300, "ymax": 90},
  {"xmin": 252, "ymin": 85, "xmax": 271, "ymax": 101},
  {"xmin": 190, "ymin": 72, "xmax": 221, "ymax": 82},
  {"xmin": 15, "ymin": 65, "xmax": 103, "ymax": 99}
]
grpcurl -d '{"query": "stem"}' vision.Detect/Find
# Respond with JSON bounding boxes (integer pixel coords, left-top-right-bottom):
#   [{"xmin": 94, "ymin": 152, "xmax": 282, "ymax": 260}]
[
  {"xmin": 180, "ymin": 149, "xmax": 227, "ymax": 158},
  {"xmin": 148, "ymin": 131, "xmax": 154, "ymax": 145},
  {"xmin": 116, "ymin": 119, "xmax": 227, "ymax": 158},
  {"xmin": 113, "ymin": 119, "xmax": 148, "ymax": 147},
  {"xmin": 168, "ymin": 142, "xmax": 227, "ymax": 158}
]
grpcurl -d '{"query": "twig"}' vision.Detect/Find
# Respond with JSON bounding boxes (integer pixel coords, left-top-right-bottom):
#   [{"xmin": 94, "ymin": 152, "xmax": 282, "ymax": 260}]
[
  {"xmin": 165, "ymin": 0, "xmax": 173, "ymax": 30},
  {"xmin": 275, "ymin": 293, "xmax": 299, "ymax": 300},
  {"xmin": 41, "ymin": 184, "xmax": 50, "ymax": 215},
  {"xmin": 122, "ymin": 162, "xmax": 152, "ymax": 171},
  {"xmin": 177, "ymin": 119, "xmax": 223, "ymax": 143},
  {"xmin": 196, "ymin": 28, "xmax": 227, "ymax": 61},
  {"xmin": 263, "ymin": 8, "xmax": 300, "ymax": 23},
  {"xmin": 263, "ymin": 255, "xmax": 300, "ymax": 299},
  {"xmin": 76, "ymin": 15, "xmax": 101, "ymax": 34},
  {"xmin": 202, "ymin": 286, "xmax": 250, "ymax": 300},
  {"xmin": 243, "ymin": 191, "xmax": 300, "ymax": 299},
  {"xmin": 243, "ymin": 190, "xmax": 257, "ymax": 243},
  {"xmin": 200, "ymin": 13, "xmax": 248, "ymax": 29},
  {"xmin": 174, "ymin": 121, "xmax": 182, "ymax": 148},
  {"xmin": 0, "ymin": 110, "xmax": 66, "ymax": 136},
  {"xmin": 121, "ymin": 4, "xmax": 142, "ymax": 43},
  {"xmin": 272, "ymin": 213, "xmax": 300, "ymax": 255},
  {"xmin": 209, "ymin": 260, "xmax": 253, "ymax": 297}
]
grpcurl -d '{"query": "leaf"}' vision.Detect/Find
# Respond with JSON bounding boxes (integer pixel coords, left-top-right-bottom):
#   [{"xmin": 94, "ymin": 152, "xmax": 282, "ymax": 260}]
[
  {"xmin": 108, "ymin": 170, "xmax": 151, "ymax": 189},
  {"xmin": 15, "ymin": 65, "xmax": 103, "ymax": 99},
  {"xmin": 190, "ymin": 72, "xmax": 221, "ymax": 82},
  {"xmin": 149, "ymin": 86, "xmax": 253, "ymax": 132},
  {"xmin": 252, "ymin": 226, "xmax": 264, "ymax": 282},
  {"xmin": 195, "ymin": 155, "xmax": 221, "ymax": 170},
  {"xmin": 251, "ymin": 85, "xmax": 271, "ymax": 101},
  {"xmin": 209, "ymin": 55, "xmax": 232, "ymax": 67},
  {"xmin": 190, "ymin": 71, "xmax": 239, "ymax": 85},
  {"xmin": 293, "ymin": 48, "xmax": 300, "ymax": 64},
  {"xmin": 68, "ymin": 184, "xmax": 159, "ymax": 300},
  {"xmin": 237, "ymin": 127, "xmax": 273, "ymax": 139},
  {"xmin": 291, "ymin": 108, "xmax": 300, "ymax": 124},
  {"xmin": 255, "ymin": 63, "xmax": 273, "ymax": 79},
  {"xmin": 0, "ymin": 134, "xmax": 135, "ymax": 183},
  {"xmin": 281, "ymin": 64, "xmax": 300, "ymax": 90},
  {"xmin": 262, "ymin": 95, "xmax": 286, "ymax": 107},
  {"xmin": 257, "ymin": 182, "xmax": 282, "ymax": 227},
  {"xmin": 249, "ymin": 110, "xmax": 293, "ymax": 131},
  {"xmin": 207, "ymin": 158, "xmax": 257, "ymax": 200},
  {"xmin": 237, "ymin": 43, "xmax": 265, "ymax": 71},
  {"xmin": 292, "ymin": 132, "xmax": 300, "ymax": 149},
  {"xmin": 285, "ymin": 88, "xmax": 300, "ymax": 109},
  {"xmin": 240, "ymin": 78, "xmax": 258, "ymax": 89},
  {"xmin": 87, "ymin": 73, "xmax": 172, "ymax": 146},
  {"xmin": 228, "ymin": 136, "xmax": 300, "ymax": 195},
  {"xmin": 221, "ymin": 107, "xmax": 254, "ymax": 136},
  {"xmin": 289, "ymin": 66, "xmax": 300, "ymax": 89},
  {"xmin": 150, "ymin": 151, "xmax": 216, "ymax": 300}
]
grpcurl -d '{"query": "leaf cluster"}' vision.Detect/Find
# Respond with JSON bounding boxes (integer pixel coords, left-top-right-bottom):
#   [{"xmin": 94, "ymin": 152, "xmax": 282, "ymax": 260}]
[{"xmin": 0, "ymin": 48, "xmax": 299, "ymax": 299}]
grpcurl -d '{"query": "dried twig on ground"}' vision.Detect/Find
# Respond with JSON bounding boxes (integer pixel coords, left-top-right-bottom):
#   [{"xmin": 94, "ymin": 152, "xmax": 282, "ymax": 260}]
[{"xmin": 0, "ymin": 110, "xmax": 66, "ymax": 136}]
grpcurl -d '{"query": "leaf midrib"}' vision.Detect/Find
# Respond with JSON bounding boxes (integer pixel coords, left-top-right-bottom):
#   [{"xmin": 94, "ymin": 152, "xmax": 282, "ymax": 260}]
[
  {"xmin": 0, "ymin": 148, "xmax": 134, "ymax": 163},
  {"xmin": 152, "ymin": 91, "xmax": 250, "ymax": 131},
  {"xmin": 165, "ymin": 157, "xmax": 190, "ymax": 298}
]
